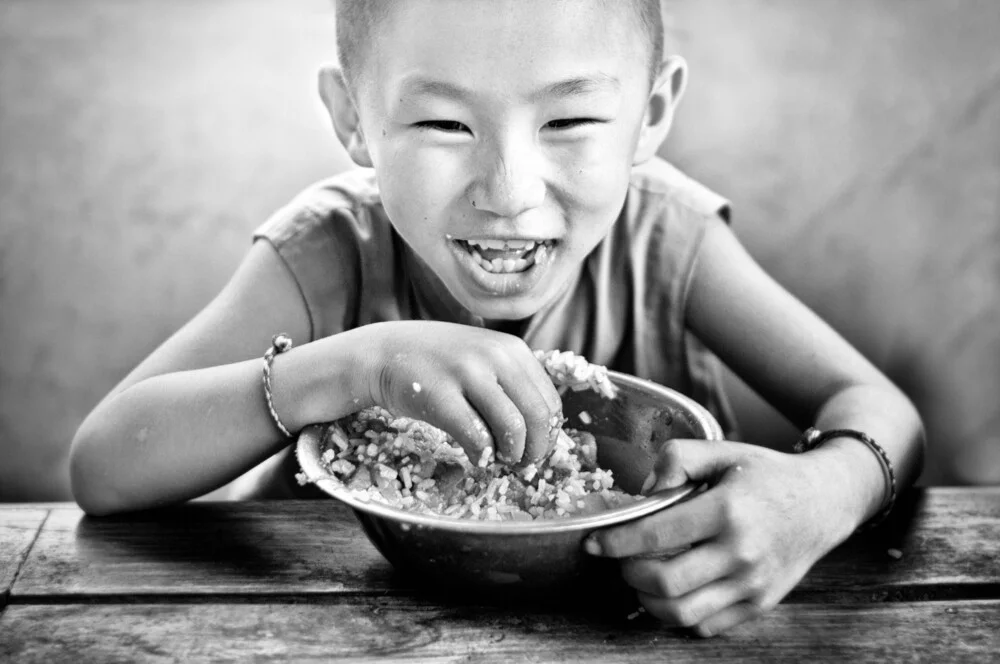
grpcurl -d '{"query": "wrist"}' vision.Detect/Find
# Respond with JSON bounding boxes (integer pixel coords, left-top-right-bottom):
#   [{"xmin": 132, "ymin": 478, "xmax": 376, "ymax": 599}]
[
  {"xmin": 799, "ymin": 437, "xmax": 886, "ymax": 537},
  {"xmin": 267, "ymin": 331, "xmax": 376, "ymax": 433}
]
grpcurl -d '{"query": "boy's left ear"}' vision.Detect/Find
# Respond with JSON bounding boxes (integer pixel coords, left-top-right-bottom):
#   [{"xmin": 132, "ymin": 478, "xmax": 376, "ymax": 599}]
[{"xmin": 633, "ymin": 56, "xmax": 688, "ymax": 165}]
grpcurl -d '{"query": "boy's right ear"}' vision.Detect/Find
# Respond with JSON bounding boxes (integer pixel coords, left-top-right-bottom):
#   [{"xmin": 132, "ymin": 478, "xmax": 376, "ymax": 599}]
[{"xmin": 318, "ymin": 65, "xmax": 373, "ymax": 167}]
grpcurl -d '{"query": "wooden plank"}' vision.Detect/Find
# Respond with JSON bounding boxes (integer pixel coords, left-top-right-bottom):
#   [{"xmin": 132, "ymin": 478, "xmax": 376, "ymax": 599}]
[
  {"xmin": 9, "ymin": 488, "xmax": 999, "ymax": 600},
  {"xmin": 0, "ymin": 599, "xmax": 997, "ymax": 663},
  {"xmin": 793, "ymin": 487, "xmax": 1000, "ymax": 602},
  {"xmin": 11, "ymin": 501, "xmax": 395, "ymax": 597},
  {"xmin": 0, "ymin": 508, "xmax": 48, "ymax": 606}
]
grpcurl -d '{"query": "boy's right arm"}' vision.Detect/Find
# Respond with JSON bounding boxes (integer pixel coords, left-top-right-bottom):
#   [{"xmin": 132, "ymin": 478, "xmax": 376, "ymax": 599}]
[
  {"xmin": 70, "ymin": 241, "xmax": 561, "ymax": 516},
  {"xmin": 69, "ymin": 239, "xmax": 352, "ymax": 515}
]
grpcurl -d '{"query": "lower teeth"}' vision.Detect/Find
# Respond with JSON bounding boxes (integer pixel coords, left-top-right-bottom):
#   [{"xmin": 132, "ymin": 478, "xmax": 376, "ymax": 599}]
[{"xmin": 468, "ymin": 244, "xmax": 548, "ymax": 274}]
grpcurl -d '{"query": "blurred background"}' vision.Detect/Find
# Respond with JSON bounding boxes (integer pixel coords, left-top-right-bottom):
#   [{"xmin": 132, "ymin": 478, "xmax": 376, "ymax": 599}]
[{"xmin": 1, "ymin": 0, "xmax": 997, "ymax": 502}]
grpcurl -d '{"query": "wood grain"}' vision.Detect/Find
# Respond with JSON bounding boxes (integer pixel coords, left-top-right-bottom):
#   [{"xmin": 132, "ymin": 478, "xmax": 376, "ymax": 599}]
[
  {"xmin": 791, "ymin": 487, "xmax": 1000, "ymax": 602},
  {"xmin": 0, "ymin": 507, "xmax": 48, "ymax": 606},
  {"xmin": 8, "ymin": 488, "xmax": 999, "ymax": 602},
  {"xmin": 10, "ymin": 500, "xmax": 395, "ymax": 598},
  {"xmin": 1, "ymin": 599, "xmax": 997, "ymax": 663}
]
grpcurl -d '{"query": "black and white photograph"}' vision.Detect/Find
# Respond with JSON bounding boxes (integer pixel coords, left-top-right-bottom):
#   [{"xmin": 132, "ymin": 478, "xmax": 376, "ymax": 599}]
[{"xmin": 1, "ymin": 0, "xmax": 998, "ymax": 660}]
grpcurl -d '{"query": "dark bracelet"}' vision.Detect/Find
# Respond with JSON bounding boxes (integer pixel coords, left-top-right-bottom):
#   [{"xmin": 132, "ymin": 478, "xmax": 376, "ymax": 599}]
[
  {"xmin": 794, "ymin": 427, "xmax": 897, "ymax": 531},
  {"xmin": 262, "ymin": 333, "xmax": 295, "ymax": 438}
]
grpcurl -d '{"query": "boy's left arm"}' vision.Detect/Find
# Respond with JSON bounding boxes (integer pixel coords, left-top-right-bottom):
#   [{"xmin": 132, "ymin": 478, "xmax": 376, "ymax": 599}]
[{"xmin": 585, "ymin": 216, "xmax": 925, "ymax": 636}]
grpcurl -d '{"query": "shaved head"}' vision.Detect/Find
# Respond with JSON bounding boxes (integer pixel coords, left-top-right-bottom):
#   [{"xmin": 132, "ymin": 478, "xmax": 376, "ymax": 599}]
[{"xmin": 335, "ymin": 0, "xmax": 665, "ymax": 99}]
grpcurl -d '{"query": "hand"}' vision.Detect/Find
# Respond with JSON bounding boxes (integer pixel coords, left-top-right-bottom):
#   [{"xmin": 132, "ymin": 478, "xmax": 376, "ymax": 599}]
[
  {"xmin": 361, "ymin": 321, "xmax": 563, "ymax": 466},
  {"xmin": 584, "ymin": 439, "xmax": 857, "ymax": 637}
]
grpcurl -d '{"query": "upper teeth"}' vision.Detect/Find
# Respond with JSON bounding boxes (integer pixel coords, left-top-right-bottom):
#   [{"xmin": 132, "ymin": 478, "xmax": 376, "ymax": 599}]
[{"xmin": 466, "ymin": 239, "xmax": 536, "ymax": 251}]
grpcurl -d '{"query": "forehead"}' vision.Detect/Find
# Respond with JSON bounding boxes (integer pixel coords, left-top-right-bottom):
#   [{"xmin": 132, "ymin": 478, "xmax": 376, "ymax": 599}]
[{"xmin": 358, "ymin": 0, "xmax": 648, "ymax": 104}]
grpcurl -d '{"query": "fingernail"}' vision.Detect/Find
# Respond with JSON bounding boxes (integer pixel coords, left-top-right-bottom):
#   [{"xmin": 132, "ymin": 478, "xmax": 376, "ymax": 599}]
[
  {"xmin": 583, "ymin": 537, "xmax": 602, "ymax": 556},
  {"xmin": 640, "ymin": 472, "xmax": 656, "ymax": 495}
]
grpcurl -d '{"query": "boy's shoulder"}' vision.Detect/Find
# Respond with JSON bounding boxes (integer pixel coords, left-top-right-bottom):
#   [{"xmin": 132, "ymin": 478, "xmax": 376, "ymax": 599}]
[
  {"xmin": 253, "ymin": 167, "xmax": 384, "ymax": 249},
  {"xmin": 285, "ymin": 167, "xmax": 381, "ymax": 220},
  {"xmin": 628, "ymin": 157, "xmax": 731, "ymax": 222}
]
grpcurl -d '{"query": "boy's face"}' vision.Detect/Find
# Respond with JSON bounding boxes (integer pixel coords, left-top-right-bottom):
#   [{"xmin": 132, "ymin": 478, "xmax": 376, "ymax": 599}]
[{"xmin": 344, "ymin": 0, "xmax": 671, "ymax": 321}]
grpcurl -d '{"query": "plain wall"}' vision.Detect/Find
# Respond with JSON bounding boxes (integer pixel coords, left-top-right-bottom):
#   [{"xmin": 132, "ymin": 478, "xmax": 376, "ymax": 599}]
[{"xmin": 1, "ymin": 0, "xmax": 997, "ymax": 501}]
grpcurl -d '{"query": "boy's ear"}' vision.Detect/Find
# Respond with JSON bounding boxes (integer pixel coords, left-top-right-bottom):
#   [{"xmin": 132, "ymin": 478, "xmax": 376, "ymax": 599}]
[
  {"xmin": 317, "ymin": 65, "xmax": 373, "ymax": 167},
  {"xmin": 633, "ymin": 56, "xmax": 688, "ymax": 165}
]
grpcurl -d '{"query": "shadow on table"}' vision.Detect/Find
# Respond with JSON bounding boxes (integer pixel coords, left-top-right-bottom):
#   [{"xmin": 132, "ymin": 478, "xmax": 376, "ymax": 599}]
[{"xmin": 72, "ymin": 501, "xmax": 396, "ymax": 590}]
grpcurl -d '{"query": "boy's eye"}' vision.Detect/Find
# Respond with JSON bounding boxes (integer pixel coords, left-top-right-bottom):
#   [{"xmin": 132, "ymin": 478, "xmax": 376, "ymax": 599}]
[
  {"xmin": 414, "ymin": 120, "xmax": 470, "ymax": 134},
  {"xmin": 545, "ymin": 118, "xmax": 604, "ymax": 130}
]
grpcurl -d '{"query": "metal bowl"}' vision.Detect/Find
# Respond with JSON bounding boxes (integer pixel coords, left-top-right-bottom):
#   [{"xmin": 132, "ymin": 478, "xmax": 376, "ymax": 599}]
[{"xmin": 296, "ymin": 371, "xmax": 724, "ymax": 590}]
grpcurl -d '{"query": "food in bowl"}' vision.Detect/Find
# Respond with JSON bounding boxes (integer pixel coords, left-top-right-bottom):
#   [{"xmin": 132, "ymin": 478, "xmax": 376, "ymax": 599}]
[{"xmin": 297, "ymin": 349, "xmax": 642, "ymax": 521}]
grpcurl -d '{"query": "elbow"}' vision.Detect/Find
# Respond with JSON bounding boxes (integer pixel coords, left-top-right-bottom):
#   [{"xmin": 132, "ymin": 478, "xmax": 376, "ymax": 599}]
[
  {"xmin": 883, "ymin": 380, "xmax": 928, "ymax": 479},
  {"xmin": 908, "ymin": 401, "xmax": 928, "ymax": 477},
  {"xmin": 69, "ymin": 418, "xmax": 128, "ymax": 517}
]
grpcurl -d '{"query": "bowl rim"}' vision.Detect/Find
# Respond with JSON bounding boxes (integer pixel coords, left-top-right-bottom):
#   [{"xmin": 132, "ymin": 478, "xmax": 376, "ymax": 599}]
[{"xmin": 295, "ymin": 370, "xmax": 723, "ymax": 534}]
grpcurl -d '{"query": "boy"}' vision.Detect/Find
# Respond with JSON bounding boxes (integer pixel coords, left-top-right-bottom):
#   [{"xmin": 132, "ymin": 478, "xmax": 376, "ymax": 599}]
[{"xmin": 71, "ymin": 0, "xmax": 924, "ymax": 637}]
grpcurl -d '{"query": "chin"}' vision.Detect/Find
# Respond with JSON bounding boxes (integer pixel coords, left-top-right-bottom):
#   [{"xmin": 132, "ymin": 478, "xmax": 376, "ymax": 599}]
[
  {"xmin": 461, "ymin": 297, "xmax": 542, "ymax": 322},
  {"xmin": 459, "ymin": 294, "xmax": 545, "ymax": 321}
]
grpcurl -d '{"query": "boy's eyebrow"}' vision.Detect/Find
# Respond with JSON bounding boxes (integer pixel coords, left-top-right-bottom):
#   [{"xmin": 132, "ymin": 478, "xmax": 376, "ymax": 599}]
[
  {"xmin": 398, "ymin": 73, "xmax": 621, "ymax": 102},
  {"xmin": 539, "ymin": 74, "xmax": 621, "ymax": 100}
]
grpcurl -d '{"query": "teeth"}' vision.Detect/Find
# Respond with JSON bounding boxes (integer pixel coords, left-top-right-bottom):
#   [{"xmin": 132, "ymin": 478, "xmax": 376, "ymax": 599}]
[
  {"xmin": 466, "ymin": 238, "xmax": 540, "ymax": 251},
  {"xmin": 472, "ymin": 253, "xmax": 533, "ymax": 274},
  {"xmin": 460, "ymin": 239, "xmax": 552, "ymax": 274}
]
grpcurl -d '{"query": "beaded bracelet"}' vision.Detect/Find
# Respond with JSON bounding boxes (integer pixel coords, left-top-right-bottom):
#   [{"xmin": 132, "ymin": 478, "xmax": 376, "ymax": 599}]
[
  {"xmin": 794, "ymin": 427, "xmax": 897, "ymax": 530},
  {"xmin": 262, "ymin": 333, "xmax": 295, "ymax": 438}
]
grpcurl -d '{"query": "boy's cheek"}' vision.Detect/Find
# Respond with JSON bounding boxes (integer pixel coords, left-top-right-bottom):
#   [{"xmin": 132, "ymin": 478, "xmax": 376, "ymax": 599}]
[
  {"xmin": 380, "ymin": 154, "xmax": 459, "ymax": 214},
  {"xmin": 557, "ymin": 168, "xmax": 630, "ymax": 220}
]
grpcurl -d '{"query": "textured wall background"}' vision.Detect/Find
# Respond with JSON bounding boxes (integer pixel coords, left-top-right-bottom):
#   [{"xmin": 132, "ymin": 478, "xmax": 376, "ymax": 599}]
[{"xmin": 1, "ymin": 0, "xmax": 997, "ymax": 501}]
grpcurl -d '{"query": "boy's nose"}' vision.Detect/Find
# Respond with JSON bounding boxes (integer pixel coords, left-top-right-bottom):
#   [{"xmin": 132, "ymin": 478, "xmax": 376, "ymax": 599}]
[{"xmin": 468, "ymin": 145, "xmax": 545, "ymax": 218}]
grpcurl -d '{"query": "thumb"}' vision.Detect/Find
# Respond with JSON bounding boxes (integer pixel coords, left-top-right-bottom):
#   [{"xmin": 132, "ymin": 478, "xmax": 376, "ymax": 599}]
[{"xmin": 640, "ymin": 438, "xmax": 746, "ymax": 495}]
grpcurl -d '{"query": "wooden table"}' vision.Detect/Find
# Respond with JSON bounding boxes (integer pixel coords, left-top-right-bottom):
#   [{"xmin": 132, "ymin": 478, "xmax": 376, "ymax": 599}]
[{"xmin": 1, "ymin": 488, "xmax": 997, "ymax": 662}]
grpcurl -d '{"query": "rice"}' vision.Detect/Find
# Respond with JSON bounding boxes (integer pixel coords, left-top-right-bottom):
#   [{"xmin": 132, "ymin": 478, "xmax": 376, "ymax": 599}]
[
  {"xmin": 298, "ymin": 350, "xmax": 639, "ymax": 521},
  {"xmin": 533, "ymin": 349, "xmax": 619, "ymax": 399},
  {"xmin": 307, "ymin": 406, "xmax": 640, "ymax": 521}
]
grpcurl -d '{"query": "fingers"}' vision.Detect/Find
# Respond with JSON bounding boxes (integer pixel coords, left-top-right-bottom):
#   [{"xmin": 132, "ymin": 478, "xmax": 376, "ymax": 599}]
[
  {"xmin": 621, "ymin": 542, "xmax": 739, "ymax": 598},
  {"xmin": 493, "ymin": 339, "xmax": 563, "ymax": 464},
  {"xmin": 648, "ymin": 438, "xmax": 752, "ymax": 488},
  {"xmin": 374, "ymin": 326, "xmax": 561, "ymax": 467},
  {"xmin": 424, "ymin": 356, "xmax": 557, "ymax": 467},
  {"xmin": 641, "ymin": 438, "xmax": 689, "ymax": 494},
  {"xmin": 586, "ymin": 484, "xmax": 729, "ymax": 558},
  {"xmin": 690, "ymin": 602, "xmax": 764, "ymax": 638},
  {"xmin": 468, "ymin": 336, "xmax": 560, "ymax": 465},
  {"xmin": 496, "ymin": 367, "xmax": 561, "ymax": 465},
  {"xmin": 512, "ymin": 346, "xmax": 564, "ymax": 423},
  {"xmin": 420, "ymin": 383, "xmax": 495, "ymax": 462},
  {"xmin": 637, "ymin": 577, "xmax": 752, "ymax": 631},
  {"xmin": 466, "ymin": 381, "xmax": 527, "ymax": 465}
]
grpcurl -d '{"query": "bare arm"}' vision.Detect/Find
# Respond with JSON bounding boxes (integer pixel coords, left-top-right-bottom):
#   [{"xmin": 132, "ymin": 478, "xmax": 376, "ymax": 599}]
[
  {"xmin": 587, "ymin": 216, "xmax": 926, "ymax": 636},
  {"xmin": 70, "ymin": 240, "xmax": 563, "ymax": 516},
  {"xmin": 685, "ymin": 216, "xmax": 925, "ymax": 527},
  {"xmin": 69, "ymin": 240, "xmax": 374, "ymax": 515}
]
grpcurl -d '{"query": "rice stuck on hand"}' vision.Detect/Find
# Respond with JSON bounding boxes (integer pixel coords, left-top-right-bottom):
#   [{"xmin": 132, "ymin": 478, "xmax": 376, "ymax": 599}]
[{"xmin": 299, "ymin": 349, "xmax": 641, "ymax": 521}]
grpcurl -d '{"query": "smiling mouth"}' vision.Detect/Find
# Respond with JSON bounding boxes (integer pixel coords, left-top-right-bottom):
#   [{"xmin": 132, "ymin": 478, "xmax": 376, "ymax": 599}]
[{"xmin": 451, "ymin": 237, "xmax": 555, "ymax": 274}]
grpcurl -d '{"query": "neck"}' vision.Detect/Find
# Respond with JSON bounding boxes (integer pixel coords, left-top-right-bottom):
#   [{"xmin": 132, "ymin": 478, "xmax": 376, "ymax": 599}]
[{"xmin": 483, "ymin": 317, "xmax": 531, "ymax": 337}]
